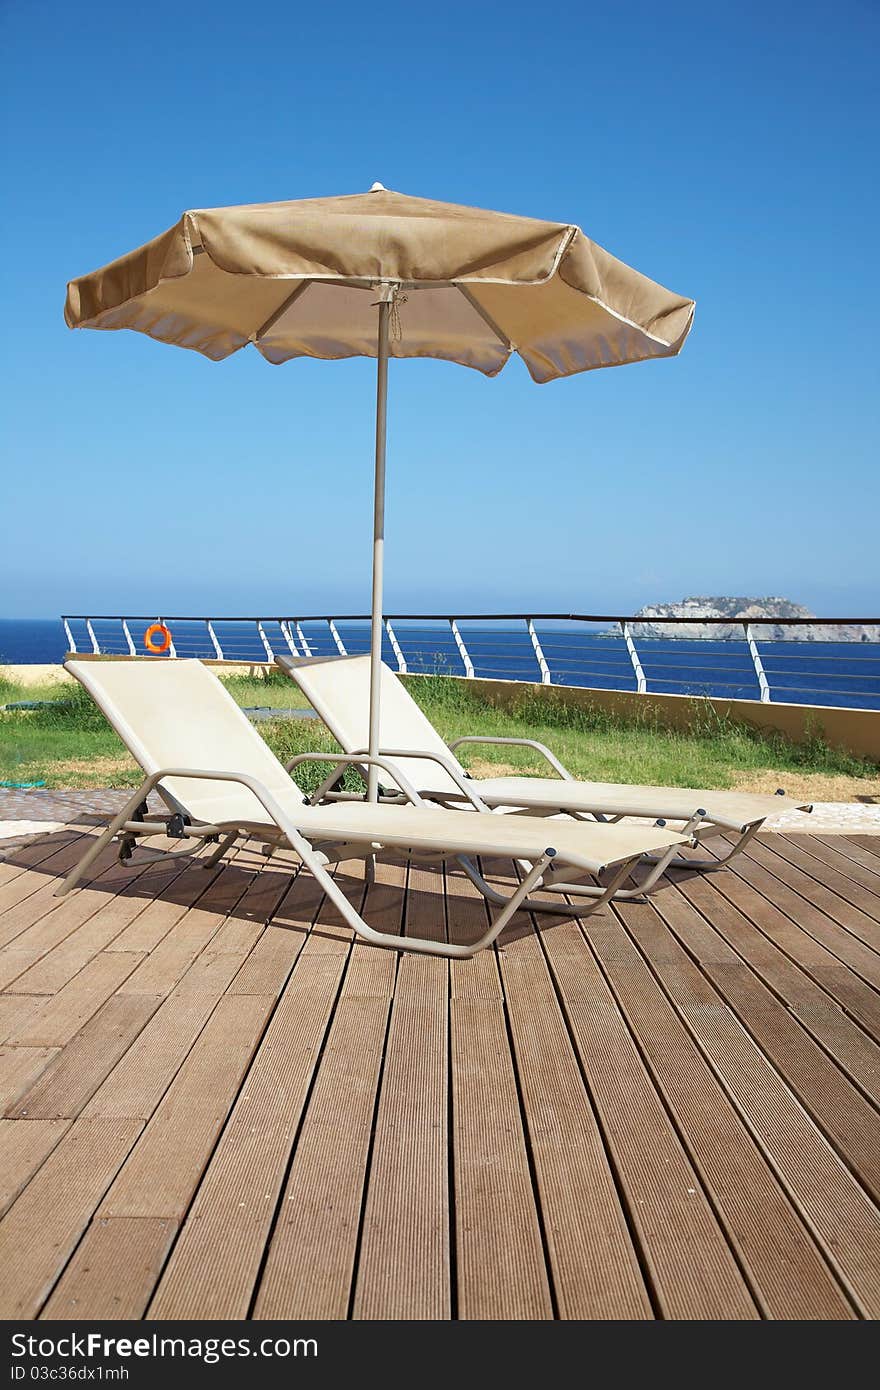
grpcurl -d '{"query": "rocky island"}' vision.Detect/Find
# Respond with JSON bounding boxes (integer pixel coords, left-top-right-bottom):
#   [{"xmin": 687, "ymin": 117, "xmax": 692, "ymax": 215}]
[{"xmin": 628, "ymin": 597, "xmax": 879, "ymax": 642}]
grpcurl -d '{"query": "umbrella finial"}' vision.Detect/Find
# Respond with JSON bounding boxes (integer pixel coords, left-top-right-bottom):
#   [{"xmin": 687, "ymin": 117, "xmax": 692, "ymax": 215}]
[{"xmin": 369, "ymin": 181, "xmax": 386, "ymax": 192}]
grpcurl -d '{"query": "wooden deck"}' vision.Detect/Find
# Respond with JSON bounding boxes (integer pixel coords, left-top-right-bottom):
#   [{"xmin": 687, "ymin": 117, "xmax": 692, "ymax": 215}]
[{"xmin": 1, "ymin": 816, "xmax": 879, "ymax": 1320}]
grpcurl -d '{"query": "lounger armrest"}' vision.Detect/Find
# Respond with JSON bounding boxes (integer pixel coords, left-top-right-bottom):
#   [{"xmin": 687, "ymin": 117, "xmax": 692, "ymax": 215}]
[
  {"xmin": 348, "ymin": 746, "xmax": 493, "ymax": 813},
  {"xmin": 122, "ymin": 766, "xmax": 318, "ymax": 859},
  {"xmin": 285, "ymin": 752, "xmax": 425, "ymax": 807},
  {"xmin": 447, "ymin": 735, "xmax": 575, "ymax": 781}
]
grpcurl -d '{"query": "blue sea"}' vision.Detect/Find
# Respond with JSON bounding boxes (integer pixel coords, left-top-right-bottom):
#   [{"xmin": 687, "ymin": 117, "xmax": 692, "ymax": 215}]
[{"xmin": 2, "ymin": 617, "xmax": 879, "ymax": 711}]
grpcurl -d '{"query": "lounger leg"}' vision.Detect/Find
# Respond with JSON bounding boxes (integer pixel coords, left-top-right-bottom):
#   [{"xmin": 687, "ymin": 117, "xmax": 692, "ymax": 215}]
[
  {"xmin": 201, "ymin": 830, "xmax": 239, "ymax": 869},
  {"xmin": 291, "ymin": 834, "xmax": 555, "ymax": 958},
  {"xmin": 645, "ymin": 820, "xmax": 763, "ymax": 871},
  {"xmin": 456, "ymin": 853, "xmax": 641, "ymax": 918},
  {"xmin": 55, "ymin": 778, "xmax": 158, "ymax": 897},
  {"xmin": 547, "ymin": 811, "xmax": 706, "ymax": 898}
]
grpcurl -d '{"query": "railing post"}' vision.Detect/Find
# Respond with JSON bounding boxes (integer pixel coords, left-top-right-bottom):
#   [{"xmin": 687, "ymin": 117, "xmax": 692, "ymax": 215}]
[
  {"xmin": 295, "ymin": 622, "xmax": 312, "ymax": 657},
  {"xmin": 621, "ymin": 621, "xmax": 647, "ymax": 694},
  {"xmin": 450, "ymin": 619, "xmax": 475, "ymax": 678},
  {"xmin": 328, "ymin": 619, "xmax": 347, "ymax": 655},
  {"xmin": 745, "ymin": 623, "xmax": 771, "ymax": 702},
  {"xmin": 206, "ymin": 620, "xmax": 223, "ymax": 660},
  {"xmin": 255, "ymin": 620, "xmax": 273, "ymax": 662},
  {"xmin": 527, "ymin": 619, "xmax": 551, "ymax": 684},
  {"xmin": 85, "ymin": 619, "xmax": 100, "ymax": 655},
  {"xmin": 63, "ymin": 618, "xmax": 76, "ymax": 654},
  {"xmin": 385, "ymin": 619, "xmax": 407, "ymax": 673},
  {"xmin": 121, "ymin": 620, "xmax": 136, "ymax": 657},
  {"xmin": 279, "ymin": 621, "xmax": 298, "ymax": 657},
  {"xmin": 159, "ymin": 620, "xmax": 177, "ymax": 658}
]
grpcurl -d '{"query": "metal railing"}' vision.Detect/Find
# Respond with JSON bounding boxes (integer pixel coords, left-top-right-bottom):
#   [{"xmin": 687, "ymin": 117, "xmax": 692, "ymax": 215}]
[{"xmin": 60, "ymin": 612, "xmax": 880, "ymax": 711}]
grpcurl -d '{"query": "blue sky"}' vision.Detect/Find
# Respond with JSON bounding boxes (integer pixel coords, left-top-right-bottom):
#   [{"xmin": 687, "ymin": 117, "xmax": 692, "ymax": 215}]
[{"xmin": 2, "ymin": 0, "xmax": 878, "ymax": 620}]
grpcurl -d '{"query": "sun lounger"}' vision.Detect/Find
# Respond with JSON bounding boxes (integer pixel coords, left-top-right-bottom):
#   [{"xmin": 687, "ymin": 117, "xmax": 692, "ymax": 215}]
[
  {"xmin": 276, "ymin": 653, "xmax": 812, "ymax": 900},
  {"xmin": 55, "ymin": 659, "xmax": 691, "ymax": 957}
]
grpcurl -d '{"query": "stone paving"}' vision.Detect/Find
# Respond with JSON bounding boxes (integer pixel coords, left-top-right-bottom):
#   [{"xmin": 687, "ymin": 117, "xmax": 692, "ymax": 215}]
[
  {"xmin": 0, "ymin": 788, "xmax": 163, "ymax": 848},
  {"xmin": 765, "ymin": 800, "xmax": 880, "ymax": 833}
]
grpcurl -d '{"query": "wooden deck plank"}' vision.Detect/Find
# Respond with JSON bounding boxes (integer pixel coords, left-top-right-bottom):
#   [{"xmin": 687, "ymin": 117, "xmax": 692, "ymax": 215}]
[
  {"xmin": 115, "ymin": 879, "xmax": 256, "ymax": 996},
  {"xmin": 649, "ymin": 887, "xmax": 880, "ymax": 1198},
  {"xmin": 0, "ymin": 831, "xmax": 86, "ymax": 886},
  {"xmin": 109, "ymin": 846, "xmax": 300, "ymax": 987},
  {"xmin": 617, "ymin": 899, "xmax": 880, "ymax": 1316},
  {"xmin": 775, "ymin": 834, "xmax": 880, "ymax": 915},
  {"xmin": 739, "ymin": 839, "xmax": 880, "ymax": 960},
  {"xmin": 41, "ymin": 1218, "xmax": 178, "ymax": 1321},
  {"xmin": 689, "ymin": 859, "xmax": 880, "ymax": 1038},
  {"xmin": 725, "ymin": 844, "xmax": 880, "ymax": 988},
  {"xmin": 253, "ymin": 994, "xmax": 391, "ymax": 1320},
  {"xmin": 351, "ymin": 860, "xmax": 451, "ymax": 1321},
  {"xmin": 535, "ymin": 919, "xmax": 759, "ymax": 1319},
  {"xmin": 482, "ymin": 858, "xmax": 761, "ymax": 1321},
  {"xmin": 83, "ymin": 993, "xmax": 224, "ymax": 1120},
  {"xmin": 103, "ymin": 854, "xmax": 238, "ymax": 954},
  {"xmin": 806, "ymin": 828, "xmax": 880, "ymax": 884},
  {"xmin": 0, "ymin": 1119, "xmax": 72, "ymax": 1218},
  {"xmin": 445, "ymin": 866, "xmax": 552, "ymax": 1320},
  {"xmin": 7, "ymin": 995, "xmax": 161, "ymax": 1120},
  {"xmin": 228, "ymin": 867, "xmax": 327, "ymax": 998},
  {"xmin": 227, "ymin": 922, "xmax": 307, "ymax": 997},
  {"xmin": 253, "ymin": 867, "xmax": 398, "ymax": 1320},
  {"xmin": 8, "ymin": 852, "xmax": 205, "ymax": 995},
  {"xmin": 99, "ymin": 994, "xmax": 273, "ymax": 1220},
  {"xmin": 0, "ymin": 1047, "xmax": 60, "ymax": 1113},
  {"xmin": 252, "ymin": 986, "xmax": 391, "ymax": 1318},
  {"xmin": 849, "ymin": 835, "xmax": 880, "ymax": 858},
  {"xmin": 0, "ymin": 834, "xmax": 98, "ymax": 924},
  {"xmin": 0, "ymin": 1117, "xmax": 143, "ymax": 1318},
  {"xmin": 0, "ymin": 994, "xmax": 43, "ymax": 1045},
  {"xmin": 584, "ymin": 903, "xmax": 855, "ymax": 1319},
  {"xmin": 162, "ymin": 849, "xmax": 294, "ymax": 996},
  {"xmin": 450, "ymin": 997, "xmax": 556, "ymax": 1320},
  {"xmin": 109, "ymin": 852, "xmax": 263, "ymax": 990},
  {"xmin": 0, "ymin": 860, "xmax": 146, "ymax": 991},
  {"xmin": 145, "ymin": 868, "xmax": 357, "ymax": 1319},
  {"xmin": 13, "ymin": 953, "xmax": 146, "ymax": 1047},
  {"xmin": 145, "ymin": 971, "xmax": 343, "ymax": 1319},
  {"xmin": 446, "ymin": 862, "xmax": 505, "ymax": 999},
  {"xmin": 487, "ymin": 870, "xmax": 652, "ymax": 1321},
  {"xmin": 0, "ymin": 819, "xmax": 877, "ymax": 1322},
  {"xmin": 671, "ymin": 871, "xmax": 880, "ymax": 1105},
  {"xmin": 0, "ymin": 843, "xmax": 137, "ymax": 958}
]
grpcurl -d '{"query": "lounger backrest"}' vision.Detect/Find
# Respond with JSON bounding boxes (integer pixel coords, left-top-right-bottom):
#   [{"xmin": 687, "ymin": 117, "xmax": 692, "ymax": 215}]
[
  {"xmin": 278, "ymin": 654, "xmax": 465, "ymax": 796},
  {"xmin": 66, "ymin": 658, "xmax": 301, "ymax": 824}
]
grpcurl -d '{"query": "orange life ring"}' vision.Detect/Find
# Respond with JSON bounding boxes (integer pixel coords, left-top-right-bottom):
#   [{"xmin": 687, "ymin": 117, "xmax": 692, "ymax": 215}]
[{"xmin": 144, "ymin": 623, "xmax": 172, "ymax": 655}]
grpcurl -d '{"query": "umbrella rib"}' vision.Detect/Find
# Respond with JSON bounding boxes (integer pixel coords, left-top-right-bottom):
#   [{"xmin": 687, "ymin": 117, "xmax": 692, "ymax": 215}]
[
  {"xmin": 455, "ymin": 285, "xmax": 514, "ymax": 354},
  {"xmin": 253, "ymin": 281, "xmax": 312, "ymax": 341}
]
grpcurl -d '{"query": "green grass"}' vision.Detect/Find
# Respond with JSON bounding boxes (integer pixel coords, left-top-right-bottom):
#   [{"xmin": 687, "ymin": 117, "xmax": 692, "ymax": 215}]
[
  {"xmin": 0, "ymin": 666, "xmax": 876, "ymax": 795},
  {"xmin": 406, "ymin": 676, "xmax": 879, "ymax": 788},
  {"xmin": 0, "ymin": 673, "xmax": 142, "ymax": 789},
  {"xmin": 218, "ymin": 671, "xmax": 310, "ymax": 710}
]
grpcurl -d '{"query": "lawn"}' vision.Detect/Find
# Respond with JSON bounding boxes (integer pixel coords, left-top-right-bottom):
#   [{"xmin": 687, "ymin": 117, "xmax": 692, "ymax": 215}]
[{"xmin": 0, "ymin": 667, "xmax": 877, "ymax": 801}]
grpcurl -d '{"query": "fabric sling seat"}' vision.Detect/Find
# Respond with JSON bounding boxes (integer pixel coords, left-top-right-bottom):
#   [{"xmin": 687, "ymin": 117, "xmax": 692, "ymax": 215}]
[
  {"xmin": 277, "ymin": 652, "xmax": 813, "ymax": 898},
  {"xmin": 56, "ymin": 658, "xmax": 691, "ymax": 958}
]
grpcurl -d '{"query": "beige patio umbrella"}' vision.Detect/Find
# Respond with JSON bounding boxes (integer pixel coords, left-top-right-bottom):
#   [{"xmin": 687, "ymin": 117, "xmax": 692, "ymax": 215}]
[{"xmin": 65, "ymin": 184, "xmax": 694, "ymax": 798}]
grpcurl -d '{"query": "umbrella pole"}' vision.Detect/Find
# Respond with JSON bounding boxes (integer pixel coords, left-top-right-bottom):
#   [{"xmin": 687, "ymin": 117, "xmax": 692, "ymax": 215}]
[{"xmin": 367, "ymin": 296, "xmax": 391, "ymax": 802}]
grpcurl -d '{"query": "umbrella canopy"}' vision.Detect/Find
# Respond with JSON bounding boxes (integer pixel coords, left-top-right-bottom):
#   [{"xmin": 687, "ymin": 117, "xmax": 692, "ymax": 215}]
[
  {"xmin": 65, "ymin": 185, "xmax": 694, "ymax": 380},
  {"xmin": 65, "ymin": 185, "xmax": 694, "ymax": 795}
]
